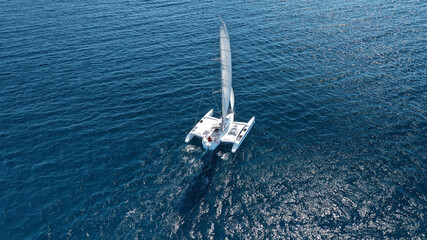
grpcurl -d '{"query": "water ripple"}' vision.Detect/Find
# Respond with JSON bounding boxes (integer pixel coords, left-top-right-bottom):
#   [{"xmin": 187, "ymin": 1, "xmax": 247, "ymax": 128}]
[{"xmin": 1, "ymin": 0, "xmax": 426, "ymax": 239}]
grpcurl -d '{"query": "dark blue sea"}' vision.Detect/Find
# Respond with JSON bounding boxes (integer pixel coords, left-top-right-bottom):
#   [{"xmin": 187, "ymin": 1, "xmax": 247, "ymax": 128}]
[{"xmin": 1, "ymin": 0, "xmax": 426, "ymax": 239}]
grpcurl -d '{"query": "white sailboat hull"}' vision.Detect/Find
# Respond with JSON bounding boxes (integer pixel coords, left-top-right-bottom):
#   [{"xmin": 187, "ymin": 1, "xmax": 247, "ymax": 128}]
[
  {"xmin": 185, "ymin": 110, "xmax": 254, "ymax": 153},
  {"xmin": 202, "ymin": 137, "xmax": 220, "ymax": 151},
  {"xmin": 185, "ymin": 109, "xmax": 217, "ymax": 143},
  {"xmin": 230, "ymin": 117, "xmax": 255, "ymax": 153}
]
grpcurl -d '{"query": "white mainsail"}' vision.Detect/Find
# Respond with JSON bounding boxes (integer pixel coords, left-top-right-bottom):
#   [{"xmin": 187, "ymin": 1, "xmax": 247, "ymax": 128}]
[{"xmin": 220, "ymin": 21, "xmax": 232, "ymax": 131}]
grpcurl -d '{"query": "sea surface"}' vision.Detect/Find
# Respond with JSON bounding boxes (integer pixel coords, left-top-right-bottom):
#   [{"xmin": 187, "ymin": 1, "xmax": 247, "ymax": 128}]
[{"xmin": 1, "ymin": 0, "xmax": 426, "ymax": 239}]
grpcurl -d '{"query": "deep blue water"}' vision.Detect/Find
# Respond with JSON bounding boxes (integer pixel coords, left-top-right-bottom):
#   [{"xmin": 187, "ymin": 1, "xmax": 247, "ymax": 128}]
[{"xmin": 1, "ymin": 0, "xmax": 426, "ymax": 239}]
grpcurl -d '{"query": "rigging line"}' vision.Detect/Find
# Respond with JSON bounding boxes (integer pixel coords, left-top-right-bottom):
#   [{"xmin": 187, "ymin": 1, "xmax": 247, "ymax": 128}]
[
  {"xmin": 211, "ymin": 86, "xmax": 220, "ymax": 113},
  {"xmin": 195, "ymin": 67, "xmax": 210, "ymax": 125},
  {"xmin": 210, "ymin": 34, "xmax": 222, "ymax": 114},
  {"xmin": 194, "ymin": 85, "xmax": 204, "ymax": 125},
  {"xmin": 194, "ymin": 38, "xmax": 217, "ymax": 125},
  {"xmin": 233, "ymin": 22, "xmax": 252, "ymax": 120}
]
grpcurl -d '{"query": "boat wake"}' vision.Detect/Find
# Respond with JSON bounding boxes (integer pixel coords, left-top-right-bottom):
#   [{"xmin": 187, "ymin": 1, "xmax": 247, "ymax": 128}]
[
  {"xmin": 175, "ymin": 150, "xmax": 220, "ymax": 238},
  {"xmin": 179, "ymin": 151, "xmax": 218, "ymax": 216}
]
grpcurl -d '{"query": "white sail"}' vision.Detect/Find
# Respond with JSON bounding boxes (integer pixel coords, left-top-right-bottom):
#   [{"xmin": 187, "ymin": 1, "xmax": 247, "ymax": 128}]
[{"xmin": 220, "ymin": 21, "xmax": 232, "ymax": 130}]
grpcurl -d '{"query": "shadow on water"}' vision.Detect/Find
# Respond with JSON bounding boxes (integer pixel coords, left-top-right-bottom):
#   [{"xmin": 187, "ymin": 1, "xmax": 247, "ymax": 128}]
[{"xmin": 179, "ymin": 150, "xmax": 219, "ymax": 217}]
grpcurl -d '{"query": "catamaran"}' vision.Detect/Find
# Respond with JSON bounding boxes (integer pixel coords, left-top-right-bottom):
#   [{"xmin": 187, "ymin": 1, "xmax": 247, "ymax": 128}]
[{"xmin": 185, "ymin": 21, "xmax": 255, "ymax": 153}]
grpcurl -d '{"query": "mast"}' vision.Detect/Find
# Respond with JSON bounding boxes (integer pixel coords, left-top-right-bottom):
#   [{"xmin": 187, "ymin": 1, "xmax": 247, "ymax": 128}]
[
  {"xmin": 230, "ymin": 87, "xmax": 234, "ymax": 113},
  {"xmin": 220, "ymin": 21, "xmax": 232, "ymax": 131}
]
